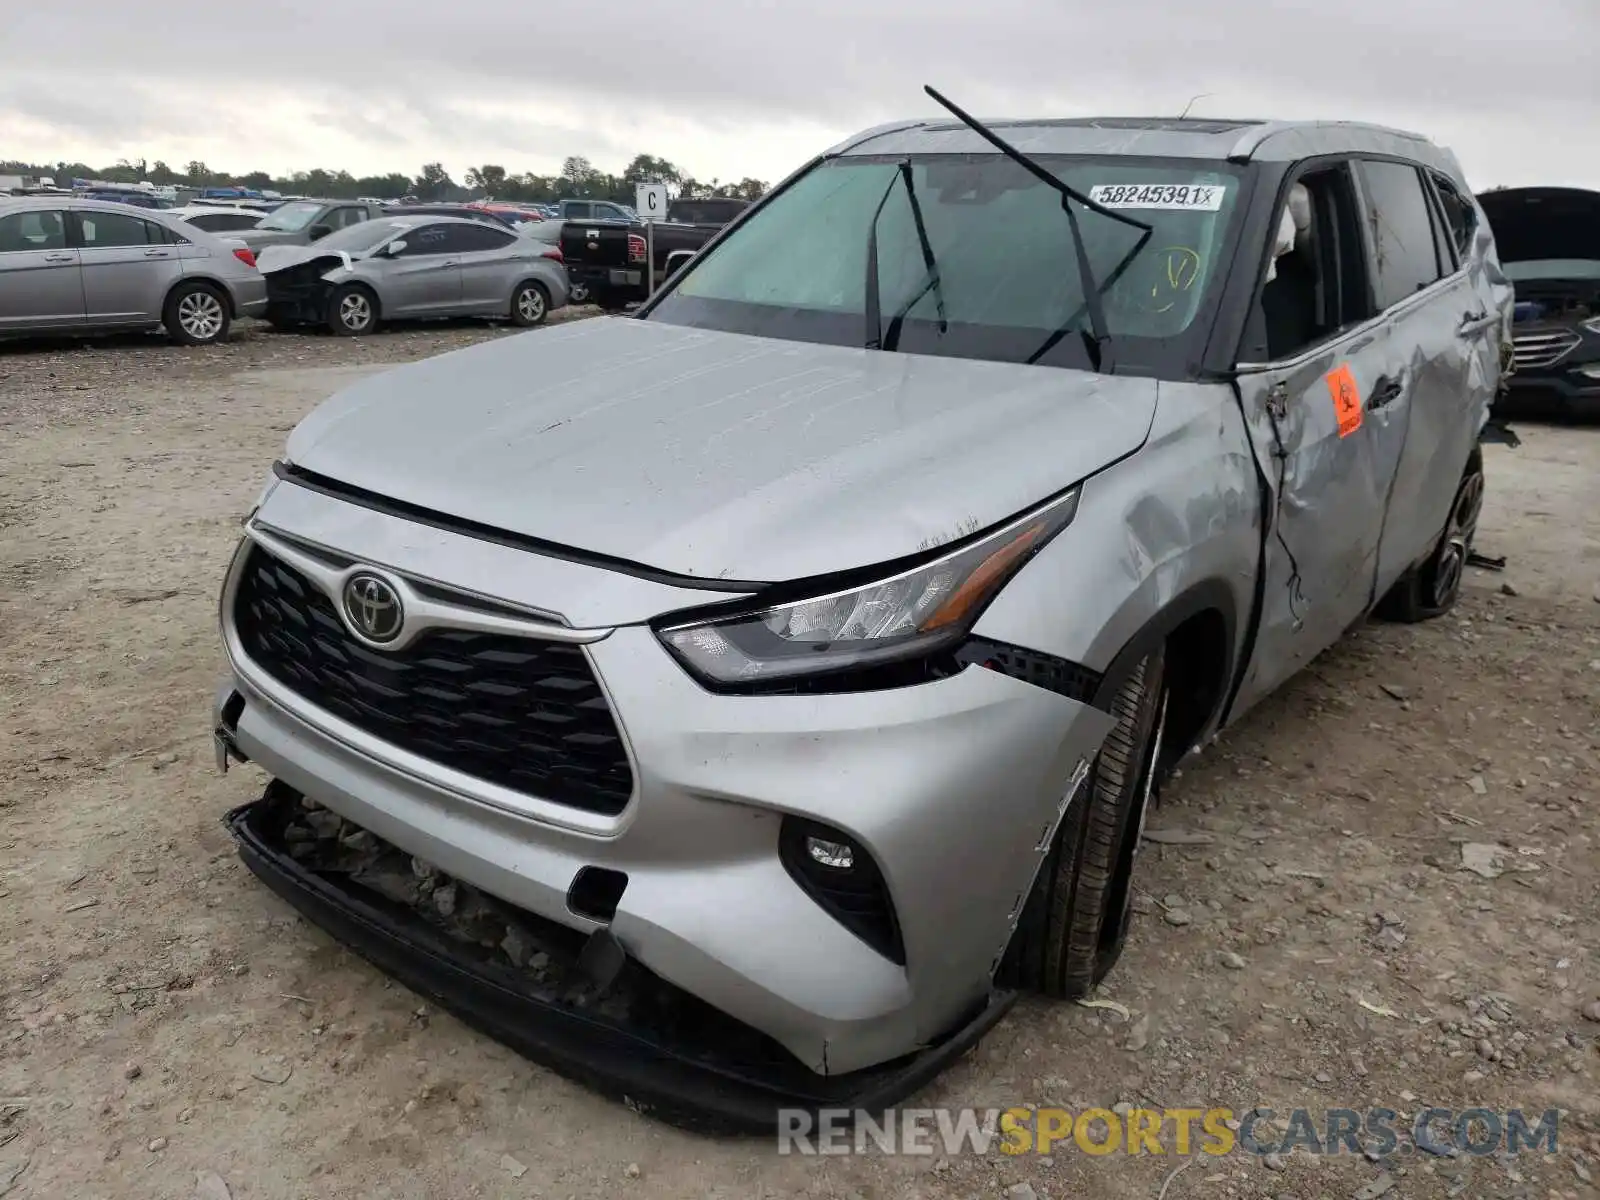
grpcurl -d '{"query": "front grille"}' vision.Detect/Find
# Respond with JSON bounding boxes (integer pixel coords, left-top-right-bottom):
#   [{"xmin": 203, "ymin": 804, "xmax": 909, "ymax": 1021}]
[
  {"xmin": 232, "ymin": 546, "xmax": 634, "ymax": 815},
  {"xmin": 1511, "ymin": 329, "xmax": 1581, "ymax": 370}
]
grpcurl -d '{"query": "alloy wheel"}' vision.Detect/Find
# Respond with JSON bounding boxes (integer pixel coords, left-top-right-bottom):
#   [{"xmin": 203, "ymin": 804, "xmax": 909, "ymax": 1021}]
[
  {"xmin": 177, "ymin": 291, "xmax": 225, "ymax": 342},
  {"xmin": 340, "ymin": 293, "xmax": 373, "ymax": 332}
]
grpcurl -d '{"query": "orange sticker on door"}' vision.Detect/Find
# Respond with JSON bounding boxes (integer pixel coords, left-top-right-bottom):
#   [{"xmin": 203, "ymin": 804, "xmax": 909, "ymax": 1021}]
[{"xmin": 1325, "ymin": 364, "xmax": 1363, "ymax": 437}]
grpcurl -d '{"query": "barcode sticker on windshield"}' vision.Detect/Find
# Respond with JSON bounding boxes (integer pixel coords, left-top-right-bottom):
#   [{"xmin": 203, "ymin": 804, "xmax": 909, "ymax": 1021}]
[{"xmin": 1088, "ymin": 184, "xmax": 1227, "ymax": 211}]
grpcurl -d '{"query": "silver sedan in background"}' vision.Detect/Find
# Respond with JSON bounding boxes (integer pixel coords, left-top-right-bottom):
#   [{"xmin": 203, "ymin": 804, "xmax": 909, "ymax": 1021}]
[
  {"xmin": 0, "ymin": 197, "xmax": 267, "ymax": 345},
  {"xmin": 256, "ymin": 216, "xmax": 569, "ymax": 335}
]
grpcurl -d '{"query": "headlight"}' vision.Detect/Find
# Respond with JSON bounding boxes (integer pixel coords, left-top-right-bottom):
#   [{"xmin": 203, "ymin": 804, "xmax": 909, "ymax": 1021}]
[
  {"xmin": 655, "ymin": 489, "xmax": 1081, "ymax": 688},
  {"xmin": 1582, "ymin": 316, "xmax": 1600, "ymax": 335}
]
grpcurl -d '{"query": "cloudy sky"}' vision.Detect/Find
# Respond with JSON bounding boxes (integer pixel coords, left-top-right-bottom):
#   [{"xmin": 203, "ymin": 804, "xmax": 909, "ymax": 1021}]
[{"xmin": 4, "ymin": 0, "xmax": 1596, "ymax": 191}]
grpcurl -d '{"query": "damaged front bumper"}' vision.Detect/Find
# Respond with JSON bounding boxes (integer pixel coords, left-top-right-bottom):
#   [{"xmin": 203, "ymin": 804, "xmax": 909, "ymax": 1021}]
[{"xmin": 224, "ymin": 780, "xmax": 1013, "ymax": 1134}]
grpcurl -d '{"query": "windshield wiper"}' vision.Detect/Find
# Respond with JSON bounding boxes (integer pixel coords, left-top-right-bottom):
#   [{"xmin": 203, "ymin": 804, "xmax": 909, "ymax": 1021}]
[
  {"xmin": 922, "ymin": 84, "xmax": 1155, "ymax": 372},
  {"xmin": 863, "ymin": 172, "xmax": 901, "ymax": 350},
  {"xmin": 882, "ymin": 159, "xmax": 947, "ymax": 351}
]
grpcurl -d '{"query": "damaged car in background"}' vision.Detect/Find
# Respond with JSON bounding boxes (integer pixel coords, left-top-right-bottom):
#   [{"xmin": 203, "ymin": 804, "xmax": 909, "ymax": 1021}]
[
  {"xmin": 213, "ymin": 91, "xmax": 1511, "ymax": 1131},
  {"xmin": 257, "ymin": 215, "xmax": 568, "ymax": 335},
  {"xmin": 1477, "ymin": 185, "xmax": 1600, "ymax": 418}
]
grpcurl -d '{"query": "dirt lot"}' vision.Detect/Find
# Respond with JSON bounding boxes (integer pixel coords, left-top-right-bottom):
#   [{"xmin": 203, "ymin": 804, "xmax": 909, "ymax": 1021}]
[{"xmin": 1, "ymin": 320, "xmax": 1597, "ymax": 1200}]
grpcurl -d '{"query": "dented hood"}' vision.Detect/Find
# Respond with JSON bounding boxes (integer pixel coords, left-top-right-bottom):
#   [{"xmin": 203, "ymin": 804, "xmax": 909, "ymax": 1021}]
[
  {"xmin": 283, "ymin": 318, "xmax": 1157, "ymax": 583},
  {"xmin": 255, "ymin": 242, "xmax": 357, "ymax": 275}
]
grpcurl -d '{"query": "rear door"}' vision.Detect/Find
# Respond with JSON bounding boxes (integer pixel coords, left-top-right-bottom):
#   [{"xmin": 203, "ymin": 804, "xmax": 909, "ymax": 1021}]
[
  {"xmin": 72, "ymin": 208, "xmax": 184, "ymax": 324},
  {"xmin": 1354, "ymin": 159, "xmax": 1491, "ymax": 591},
  {"xmin": 0, "ymin": 209, "xmax": 83, "ymax": 331},
  {"xmin": 1231, "ymin": 159, "xmax": 1406, "ymax": 712},
  {"xmin": 379, "ymin": 222, "xmax": 463, "ymax": 314},
  {"xmin": 450, "ymin": 223, "xmax": 522, "ymax": 311}
]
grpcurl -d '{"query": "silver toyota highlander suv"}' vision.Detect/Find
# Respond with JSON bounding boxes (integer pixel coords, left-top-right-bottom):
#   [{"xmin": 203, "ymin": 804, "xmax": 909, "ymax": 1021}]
[{"xmin": 213, "ymin": 91, "xmax": 1512, "ymax": 1130}]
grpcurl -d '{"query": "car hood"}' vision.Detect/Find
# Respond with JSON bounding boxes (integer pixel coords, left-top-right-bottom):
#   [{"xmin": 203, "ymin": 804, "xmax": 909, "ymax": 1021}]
[
  {"xmin": 1477, "ymin": 186, "xmax": 1600, "ymax": 266},
  {"xmin": 239, "ymin": 228, "xmax": 307, "ymax": 251},
  {"xmin": 283, "ymin": 319, "xmax": 1159, "ymax": 583}
]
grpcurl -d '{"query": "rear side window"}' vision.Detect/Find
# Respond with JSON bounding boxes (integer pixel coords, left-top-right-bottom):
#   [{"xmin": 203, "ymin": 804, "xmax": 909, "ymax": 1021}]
[
  {"xmin": 448, "ymin": 224, "xmax": 516, "ymax": 251},
  {"xmin": 1356, "ymin": 160, "xmax": 1446, "ymax": 309},
  {"xmin": 188, "ymin": 212, "xmax": 261, "ymax": 232},
  {"xmin": 73, "ymin": 210, "xmax": 170, "ymax": 248},
  {"xmin": 0, "ymin": 210, "xmax": 67, "ymax": 251},
  {"xmin": 1428, "ymin": 173, "xmax": 1476, "ymax": 261}
]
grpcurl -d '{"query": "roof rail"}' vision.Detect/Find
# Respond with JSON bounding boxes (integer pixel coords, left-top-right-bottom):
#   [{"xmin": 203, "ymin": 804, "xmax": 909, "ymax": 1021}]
[
  {"xmin": 823, "ymin": 120, "xmax": 929, "ymax": 157},
  {"xmin": 1227, "ymin": 119, "xmax": 1431, "ymax": 163}
]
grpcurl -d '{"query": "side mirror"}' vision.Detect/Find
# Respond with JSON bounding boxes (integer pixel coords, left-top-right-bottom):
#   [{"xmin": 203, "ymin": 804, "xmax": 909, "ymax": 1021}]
[
  {"xmin": 386, "ymin": 239, "xmax": 407, "ymax": 256},
  {"xmin": 309, "ymin": 224, "xmax": 333, "ymax": 241},
  {"xmin": 665, "ymin": 249, "xmax": 697, "ymax": 277}
]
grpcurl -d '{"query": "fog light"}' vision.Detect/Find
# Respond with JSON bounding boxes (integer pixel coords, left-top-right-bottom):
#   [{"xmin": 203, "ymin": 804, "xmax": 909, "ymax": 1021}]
[{"xmin": 806, "ymin": 837, "xmax": 854, "ymax": 870}]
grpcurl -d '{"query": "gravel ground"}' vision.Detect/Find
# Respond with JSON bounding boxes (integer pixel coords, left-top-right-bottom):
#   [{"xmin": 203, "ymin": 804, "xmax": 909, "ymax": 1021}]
[{"xmin": 1, "ymin": 321, "xmax": 1597, "ymax": 1200}]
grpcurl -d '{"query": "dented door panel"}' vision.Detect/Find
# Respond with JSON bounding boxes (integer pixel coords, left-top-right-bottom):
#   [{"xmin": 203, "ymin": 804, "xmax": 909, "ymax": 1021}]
[{"xmin": 1229, "ymin": 325, "xmax": 1401, "ymax": 717}]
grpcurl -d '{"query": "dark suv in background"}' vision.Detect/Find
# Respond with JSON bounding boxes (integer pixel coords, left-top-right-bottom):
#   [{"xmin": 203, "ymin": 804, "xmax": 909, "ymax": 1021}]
[{"xmin": 1477, "ymin": 186, "xmax": 1600, "ymax": 418}]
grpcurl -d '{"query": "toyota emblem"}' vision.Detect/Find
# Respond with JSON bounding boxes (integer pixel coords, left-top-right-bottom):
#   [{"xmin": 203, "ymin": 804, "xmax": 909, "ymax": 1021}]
[{"xmin": 342, "ymin": 572, "xmax": 404, "ymax": 644}]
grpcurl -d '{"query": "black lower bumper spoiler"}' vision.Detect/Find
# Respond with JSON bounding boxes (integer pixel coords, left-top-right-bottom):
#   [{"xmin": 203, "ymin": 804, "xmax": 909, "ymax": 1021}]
[{"xmin": 225, "ymin": 795, "xmax": 1013, "ymax": 1135}]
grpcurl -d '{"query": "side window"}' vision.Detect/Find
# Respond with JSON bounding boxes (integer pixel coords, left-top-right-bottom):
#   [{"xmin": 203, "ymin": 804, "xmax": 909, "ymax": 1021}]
[
  {"xmin": 0, "ymin": 210, "xmax": 68, "ymax": 252},
  {"xmin": 396, "ymin": 224, "xmax": 452, "ymax": 255},
  {"xmin": 187, "ymin": 214, "xmax": 227, "ymax": 232},
  {"xmin": 1251, "ymin": 163, "xmax": 1377, "ymax": 362},
  {"xmin": 73, "ymin": 210, "xmax": 165, "ymax": 248},
  {"xmin": 565, "ymin": 202, "xmax": 591, "ymax": 219},
  {"xmin": 324, "ymin": 207, "xmax": 367, "ymax": 230},
  {"xmin": 1355, "ymin": 160, "xmax": 1447, "ymax": 309},
  {"xmin": 1428, "ymin": 173, "xmax": 1476, "ymax": 261},
  {"xmin": 448, "ymin": 224, "xmax": 516, "ymax": 252}
]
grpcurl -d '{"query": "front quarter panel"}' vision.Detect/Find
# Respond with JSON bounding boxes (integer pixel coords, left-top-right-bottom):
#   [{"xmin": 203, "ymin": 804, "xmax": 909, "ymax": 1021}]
[{"xmin": 973, "ymin": 382, "xmax": 1259, "ymax": 724}]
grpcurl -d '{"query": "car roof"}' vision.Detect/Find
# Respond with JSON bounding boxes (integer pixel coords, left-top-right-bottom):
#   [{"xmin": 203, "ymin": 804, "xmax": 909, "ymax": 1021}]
[
  {"xmin": 827, "ymin": 116, "xmax": 1461, "ymax": 176},
  {"xmin": 2, "ymin": 195, "xmax": 181, "ymax": 216}
]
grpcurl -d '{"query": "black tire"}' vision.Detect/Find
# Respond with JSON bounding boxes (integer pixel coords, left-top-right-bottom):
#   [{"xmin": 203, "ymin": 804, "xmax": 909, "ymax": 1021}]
[
  {"xmin": 164, "ymin": 282, "xmax": 231, "ymax": 346},
  {"xmin": 510, "ymin": 281, "xmax": 550, "ymax": 327},
  {"xmin": 594, "ymin": 288, "xmax": 630, "ymax": 313},
  {"xmin": 326, "ymin": 284, "xmax": 378, "ymax": 336},
  {"xmin": 1004, "ymin": 647, "xmax": 1168, "ymax": 998},
  {"xmin": 569, "ymin": 281, "xmax": 591, "ymax": 305},
  {"xmin": 1375, "ymin": 446, "xmax": 1485, "ymax": 623}
]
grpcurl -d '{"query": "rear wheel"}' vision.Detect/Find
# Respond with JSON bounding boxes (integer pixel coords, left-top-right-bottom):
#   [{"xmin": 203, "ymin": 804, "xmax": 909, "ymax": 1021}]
[
  {"xmin": 510, "ymin": 281, "xmax": 550, "ymax": 327},
  {"xmin": 1005, "ymin": 647, "xmax": 1168, "ymax": 998},
  {"xmin": 1375, "ymin": 446, "xmax": 1485, "ymax": 623},
  {"xmin": 326, "ymin": 284, "xmax": 378, "ymax": 336},
  {"xmin": 164, "ymin": 282, "xmax": 230, "ymax": 346}
]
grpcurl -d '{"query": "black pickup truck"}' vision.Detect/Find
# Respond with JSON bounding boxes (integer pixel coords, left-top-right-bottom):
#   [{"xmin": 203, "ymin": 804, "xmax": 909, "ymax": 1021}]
[{"xmin": 556, "ymin": 197, "xmax": 751, "ymax": 309}]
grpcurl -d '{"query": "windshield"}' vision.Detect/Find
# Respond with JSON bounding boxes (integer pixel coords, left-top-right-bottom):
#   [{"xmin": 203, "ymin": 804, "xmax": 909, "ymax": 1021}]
[
  {"xmin": 646, "ymin": 154, "xmax": 1247, "ymax": 374},
  {"xmin": 313, "ymin": 219, "xmax": 414, "ymax": 255},
  {"xmin": 256, "ymin": 200, "xmax": 324, "ymax": 232}
]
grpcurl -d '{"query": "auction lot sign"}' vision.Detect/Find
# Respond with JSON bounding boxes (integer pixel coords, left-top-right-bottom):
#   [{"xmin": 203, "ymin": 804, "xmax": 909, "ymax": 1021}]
[{"xmin": 776, "ymin": 1106, "xmax": 1562, "ymax": 1158}]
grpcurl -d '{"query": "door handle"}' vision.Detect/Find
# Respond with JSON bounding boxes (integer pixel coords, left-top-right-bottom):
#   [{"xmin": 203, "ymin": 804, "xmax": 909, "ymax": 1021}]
[
  {"xmin": 1368, "ymin": 374, "xmax": 1405, "ymax": 410},
  {"xmin": 42, "ymin": 252, "xmax": 74, "ymax": 263},
  {"xmin": 440, "ymin": 259, "xmax": 458, "ymax": 267},
  {"xmin": 143, "ymin": 248, "xmax": 170, "ymax": 257}
]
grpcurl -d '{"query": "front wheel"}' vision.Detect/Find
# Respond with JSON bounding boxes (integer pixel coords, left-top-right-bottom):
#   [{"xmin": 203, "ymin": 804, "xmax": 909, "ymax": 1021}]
[
  {"xmin": 1004, "ymin": 646, "xmax": 1168, "ymax": 998},
  {"xmin": 1375, "ymin": 446, "xmax": 1485, "ymax": 623},
  {"xmin": 165, "ymin": 282, "xmax": 230, "ymax": 346},
  {"xmin": 326, "ymin": 284, "xmax": 378, "ymax": 336},
  {"xmin": 510, "ymin": 281, "xmax": 550, "ymax": 327}
]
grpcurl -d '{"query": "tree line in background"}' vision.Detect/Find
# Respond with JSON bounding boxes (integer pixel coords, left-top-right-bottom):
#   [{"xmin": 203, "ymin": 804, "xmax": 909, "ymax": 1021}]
[{"xmin": 0, "ymin": 152, "xmax": 769, "ymax": 204}]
